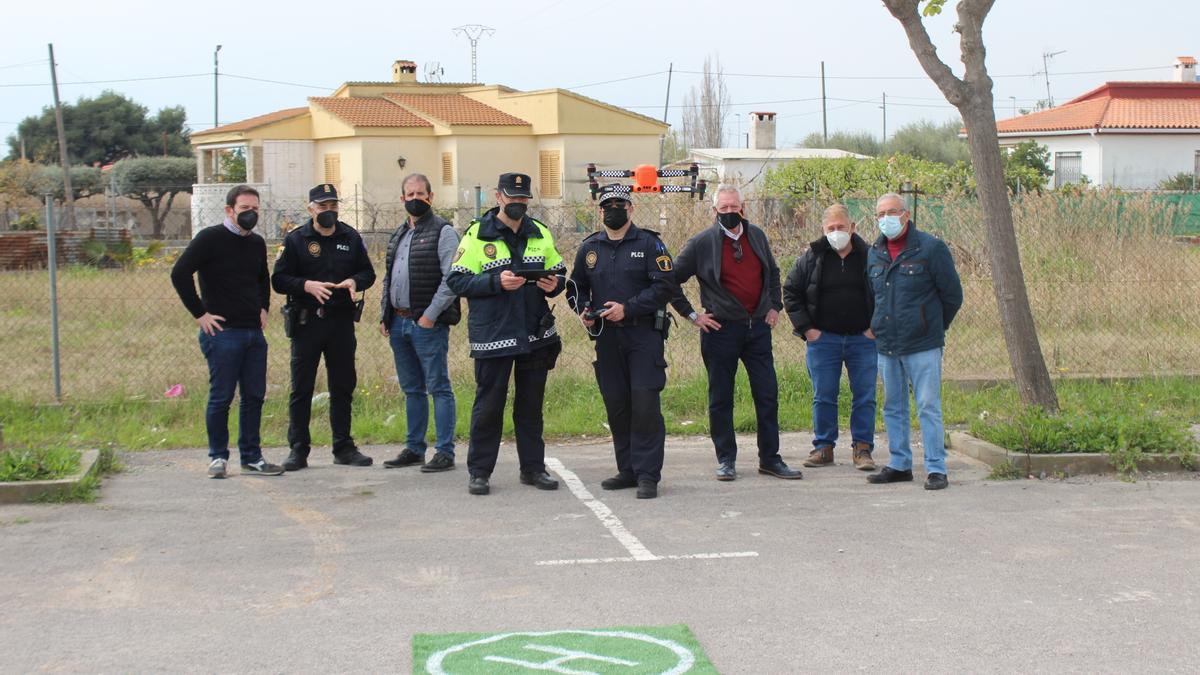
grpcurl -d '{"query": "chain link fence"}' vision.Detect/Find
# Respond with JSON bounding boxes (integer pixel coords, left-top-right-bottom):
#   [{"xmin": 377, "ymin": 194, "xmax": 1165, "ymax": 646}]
[{"xmin": 2, "ymin": 189, "xmax": 1199, "ymax": 403}]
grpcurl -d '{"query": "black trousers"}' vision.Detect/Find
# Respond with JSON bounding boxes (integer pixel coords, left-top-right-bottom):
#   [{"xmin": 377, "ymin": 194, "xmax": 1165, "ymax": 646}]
[
  {"xmin": 466, "ymin": 347, "xmax": 557, "ymax": 477},
  {"xmin": 287, "ymin": 313, "xmax": 358, "ymax": 455},
  {"xmin": 593, "ymin": 324, "xmax": 667, "ymax": 483}
]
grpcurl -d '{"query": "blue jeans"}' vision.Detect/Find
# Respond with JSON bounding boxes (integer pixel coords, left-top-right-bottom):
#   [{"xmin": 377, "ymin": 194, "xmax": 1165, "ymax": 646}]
[
  {"xmin": 806, "ymin": 331, "xmax": 878, "ymax": 450},
  {"xmin": 198, "ymin": 328, "xmax": 267, "ymax": 463},
  {"xmin": 700, "ymin": 319, "xmax": 780, "ymax": 465},
  {"xmin": 878, "ymin": 347, "xmax": 946, "ymax": 474},
  {"xmin": 388, "ymin": 315, "xmax": 456, "ymax": 456}
]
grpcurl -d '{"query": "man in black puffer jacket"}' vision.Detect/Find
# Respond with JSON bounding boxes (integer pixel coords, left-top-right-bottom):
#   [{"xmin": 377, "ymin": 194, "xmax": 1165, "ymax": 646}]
[
  {"xmin": 783, "ymin": 204, "xmax": 878, "ymax": 472},
  {"xmin": 379, "ymin": 173, "xmax": 462, "ymax": 474}
]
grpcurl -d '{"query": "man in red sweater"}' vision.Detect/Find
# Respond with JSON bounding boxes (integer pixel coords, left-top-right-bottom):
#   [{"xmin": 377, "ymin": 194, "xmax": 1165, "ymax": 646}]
[{"xmin": 672, "ymin": 185, "xmax": 802, "ymax": 482}]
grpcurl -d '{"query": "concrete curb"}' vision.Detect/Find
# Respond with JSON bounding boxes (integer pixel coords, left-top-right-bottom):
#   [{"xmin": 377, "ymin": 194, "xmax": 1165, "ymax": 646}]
[
  {"xmin": 948, "ymin": 432, "xmax": 1196, "ymax": 476},
  {"xmin": 0, "ymin": 450, "xmax": 100, "ymax": 504}
]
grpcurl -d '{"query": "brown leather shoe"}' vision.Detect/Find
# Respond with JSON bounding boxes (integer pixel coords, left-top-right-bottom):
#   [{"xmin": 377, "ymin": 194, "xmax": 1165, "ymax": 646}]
[
  {"xmin": 852, "ymin": 442, "xmax": 876, "ymax": 471},
  {"xmin": 803, "ymin": 445, "xmax": 834, "ymax": 467}
]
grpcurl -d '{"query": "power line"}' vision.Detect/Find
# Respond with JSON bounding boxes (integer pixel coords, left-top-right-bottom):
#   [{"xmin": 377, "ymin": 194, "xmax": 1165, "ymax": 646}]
[
  {"xmin": 672, "ymin": 64, "xmax": 1171, "ymax": 81},
  {"xmin": 0, "ymin": 72, "xmax": 207, "ymax": 88},
  {"xmin": 620, "ymin": 96, "xmax": 822, "ymax": 110},
  {"xmin": 0, "ymin": 59, "xmax": 47, "ymax": 70},
  {"xmin": 567, "ymin": 70, "xmax": 668, "ymax": 90},
  {"xmin": 222, "ymin": 73, "xmax": 333, "ymax": 90}
]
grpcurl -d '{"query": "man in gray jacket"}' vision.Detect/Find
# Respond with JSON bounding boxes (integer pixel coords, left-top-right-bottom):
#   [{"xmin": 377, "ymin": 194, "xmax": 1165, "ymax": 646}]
[{"xmin": 672, "ymin": 184, "xmax": 802, "ymax": 482}]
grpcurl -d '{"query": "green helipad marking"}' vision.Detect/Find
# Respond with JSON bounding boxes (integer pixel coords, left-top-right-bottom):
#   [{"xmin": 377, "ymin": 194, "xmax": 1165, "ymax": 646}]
[{"xmin": 412, "ymin": 624, "xmax": 717, "ymax": 674}]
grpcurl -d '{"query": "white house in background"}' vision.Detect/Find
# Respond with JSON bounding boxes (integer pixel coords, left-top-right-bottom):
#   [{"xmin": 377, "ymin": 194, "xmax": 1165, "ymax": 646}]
[
  {"xmin": 992, "ymin": 56, "xmax": 1200, "ymax": 190},
  {"xmin": 686, "ymin": 112, "xmax": 871, "ymax": 194}
]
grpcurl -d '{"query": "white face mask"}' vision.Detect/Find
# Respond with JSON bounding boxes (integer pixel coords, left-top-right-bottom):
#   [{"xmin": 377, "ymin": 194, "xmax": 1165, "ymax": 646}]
[{"xmin": 825, "ymin": 230, "xmax": 850, "ymax": 251}]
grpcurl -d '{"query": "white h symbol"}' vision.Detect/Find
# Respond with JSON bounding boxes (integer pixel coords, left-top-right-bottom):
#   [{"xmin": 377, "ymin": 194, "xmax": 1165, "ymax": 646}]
[{"xmin": 483, "ymin": 643, "xmax": 639, "ymax": 674}]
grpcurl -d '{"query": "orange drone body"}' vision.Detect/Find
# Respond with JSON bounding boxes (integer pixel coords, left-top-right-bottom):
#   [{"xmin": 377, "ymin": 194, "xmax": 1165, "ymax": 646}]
[{"xmin": 632, "ymin": 164, "xmax": 661, "ymax": 192}]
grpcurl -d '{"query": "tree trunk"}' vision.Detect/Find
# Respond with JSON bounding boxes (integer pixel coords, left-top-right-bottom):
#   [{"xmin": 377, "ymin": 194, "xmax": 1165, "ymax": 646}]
[
  {"xmin": 962, "ymin": 97, "xmax": 1059, "ymax": 410},
  {"xmin": 884, "ymin": 0, "xmax": 1059, "ymax": 411}
]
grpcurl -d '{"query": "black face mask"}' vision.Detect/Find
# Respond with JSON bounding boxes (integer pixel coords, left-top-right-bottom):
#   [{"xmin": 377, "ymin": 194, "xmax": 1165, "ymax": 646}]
[
  {"xmin": 316, "ymin": 210, "xmax": 339, "ymax": 229},
  {"xmin": 235, "ymin": 210, "xmax": 258, "ymax": 231},
  {"xmin": 503, "ymin": 202, "xmax": 528, "ymax": 221},
  {"xmin": 405, "ymin": 199, "xmax": 431, "ymax": 218},
  {"xmin": 602, "ymin": 206, "xmax": 629, "ymax": 230},
  {"xmin": 717, "ymin": 211, "xmax": 743, "ymax": 229}
]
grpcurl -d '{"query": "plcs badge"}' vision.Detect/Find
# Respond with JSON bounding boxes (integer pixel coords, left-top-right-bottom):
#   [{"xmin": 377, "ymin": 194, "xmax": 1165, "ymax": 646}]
[
  {"xmin": 483, "ymin": 243, "xmax": 497, "ymax": 259},
  {"xmin": 307, "ymin": 241, "xmax": 322, "ymax": 257},
  {"xmin": 585, "ymin": 250, "xmax": 598, "ymax": 269}
]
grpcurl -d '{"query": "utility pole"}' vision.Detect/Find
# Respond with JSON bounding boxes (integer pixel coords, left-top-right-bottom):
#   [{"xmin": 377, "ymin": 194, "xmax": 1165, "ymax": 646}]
[
  {"xmin": 880, "ymin": 92, "xmax": 887, "ymax": 145},
  {"xmin": 658, "ymin": 63, "xmax": 673, "ymax": 165},
  {"xmin": 1042, "ymin": 49, "xmax": 1066, "ymax": 108},
  {"xmin": 214, "ymin": 45, "xmax": 222, "ymax": 129},
  {"xmin": 47, "ymin": 43, "xmax": 75, "ymax": 230},
  {"xmin": 820, "ymin": 61, "xmax": 828, "ymax": 144},
  {"xmin": 453, "ymin": 25, "xmax": 495, "ymax": 83},
  {"xmin": 1010, "ymin": 95, "xmax": 1017, "ymax": 117}
]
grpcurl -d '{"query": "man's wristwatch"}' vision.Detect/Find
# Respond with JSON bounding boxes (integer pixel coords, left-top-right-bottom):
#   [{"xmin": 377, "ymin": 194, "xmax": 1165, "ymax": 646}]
[{"xmin": 688, "ymin": 311, "xmax": 699, "ymax": 323}]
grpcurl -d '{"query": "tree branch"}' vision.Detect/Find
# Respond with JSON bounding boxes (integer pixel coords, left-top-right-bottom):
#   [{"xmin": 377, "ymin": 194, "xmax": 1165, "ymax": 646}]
[
  {"xmin": 883, "ymin": 0, "xmax": 968, "ymax": 106},
  {"xmin": 956, "ymin": 0, "xmax": 996, "ymax": 98}
]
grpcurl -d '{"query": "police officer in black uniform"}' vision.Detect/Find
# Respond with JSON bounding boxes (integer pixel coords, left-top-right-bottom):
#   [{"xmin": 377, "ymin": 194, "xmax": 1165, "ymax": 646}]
[
  {"xmin": 567, "ymin": 185, "xmax": 678, "ymax": 499},
  {"xmin": 272, "ymin": 184, "xmax": 377, "ymax": 470}
]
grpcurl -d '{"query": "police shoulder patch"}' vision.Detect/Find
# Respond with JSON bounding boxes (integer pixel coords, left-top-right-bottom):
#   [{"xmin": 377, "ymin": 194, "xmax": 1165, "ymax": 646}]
[
  {"xmin": 585, "ymin": 250, "xmax": 598, "ymax": 269},
  {"xmin": 452, "ymin": 247, "xmax": 466, "ymax": 263},
  {"xmin": 483, "ymin": 243, "xmax": 497, "ymax": 259},
  {"xmin": 656, "ymin": 255, "xmax": 673, "ymax": 272},
  {"xmin": 307, "ymin": 241, "xmax": 321, "ymax": 257}
]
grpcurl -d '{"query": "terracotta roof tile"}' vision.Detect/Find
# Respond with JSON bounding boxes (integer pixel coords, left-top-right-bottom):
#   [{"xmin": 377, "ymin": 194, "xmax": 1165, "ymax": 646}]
[
  {"xmin": 384, "ymin": 94, "xmax": 529, "ymax": 126},
  {"xmin": 997, "ymin": 82, "xmax": 1200, "ymax": 133},
  {"xmin": 192, "ymin": 107, "xmax": 309, "ymax": 136},
  {"xmin": 309, "ymin": 97, "xmax": 432, "ymax": 127}
]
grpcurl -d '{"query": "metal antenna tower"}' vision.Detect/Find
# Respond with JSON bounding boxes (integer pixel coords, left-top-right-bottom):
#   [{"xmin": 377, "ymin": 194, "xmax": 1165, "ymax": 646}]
[{"xmin": 453, "ymin": 24, "xmax": 495, "ymax": 83}]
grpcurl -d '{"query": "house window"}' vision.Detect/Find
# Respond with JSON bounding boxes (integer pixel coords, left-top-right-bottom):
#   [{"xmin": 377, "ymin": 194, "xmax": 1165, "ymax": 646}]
[
  {"xmin": 539, "ymin": 150, "xmax": 562, "ymax": 199},
  {"xmin": 323, "ymin": 153, "xmax": 341, "ymax": 191},
  {"xmin": 1054, "ymin": 151, "xmax": 1082, "ymax": 188},
  {"xmin": 441, "ymin": 152, "xmax": 453, "ymax": 185}
]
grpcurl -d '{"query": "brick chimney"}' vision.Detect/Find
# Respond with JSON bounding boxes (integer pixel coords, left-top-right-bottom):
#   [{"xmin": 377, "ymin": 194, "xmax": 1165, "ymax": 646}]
[
  {"xmin": 749, "ymin": 112, "xmax": 776, "ymax": 150},
  {"xmin": 392, "ymin": 60, "xmax": 418, "ymax": 83},
  {"xmin": 1174, "ymin": 56, "xmax": 1197, "ymax": 83}
]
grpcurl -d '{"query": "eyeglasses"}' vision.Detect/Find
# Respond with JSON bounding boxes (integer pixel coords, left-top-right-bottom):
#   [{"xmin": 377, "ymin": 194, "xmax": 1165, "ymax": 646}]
[
  {"xmin": 875, "ymin": 207, "xmax": 905, "ymax": 218},
  {"xmin": 730, "ymin": 238, "xmax": 743, "ymax": 263}
]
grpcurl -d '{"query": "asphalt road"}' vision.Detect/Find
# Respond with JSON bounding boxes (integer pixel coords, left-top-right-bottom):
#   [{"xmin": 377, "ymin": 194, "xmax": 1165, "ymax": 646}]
[{"xmin": 2, "ymin": 434, "xmax": 1198, "ymax": 673}]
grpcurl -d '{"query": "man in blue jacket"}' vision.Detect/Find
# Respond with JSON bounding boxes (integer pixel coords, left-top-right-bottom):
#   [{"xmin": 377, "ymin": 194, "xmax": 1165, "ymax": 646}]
[{"xmin": 866, "ymin": 193, "xmax": 963, "ymax": 490}]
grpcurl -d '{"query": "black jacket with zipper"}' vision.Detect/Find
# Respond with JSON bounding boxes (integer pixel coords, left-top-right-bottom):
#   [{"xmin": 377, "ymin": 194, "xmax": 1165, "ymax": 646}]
[
  {"xmin": 670, "ymin": 220, "xmax": 783, "ymax": 321},
  {"xmin": 783, "ymin": 232, "xmax": 873, "ymax": 339}
]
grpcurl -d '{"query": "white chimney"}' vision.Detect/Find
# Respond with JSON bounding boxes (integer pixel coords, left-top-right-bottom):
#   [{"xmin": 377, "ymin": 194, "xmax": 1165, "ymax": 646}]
[
  {"xmin": 749, "ymin": 112, "xmax": 776, "ymax": 150},
  {"xmin": 1174, "ymin": 56, "xmax": 1197, "ymax": 83}
]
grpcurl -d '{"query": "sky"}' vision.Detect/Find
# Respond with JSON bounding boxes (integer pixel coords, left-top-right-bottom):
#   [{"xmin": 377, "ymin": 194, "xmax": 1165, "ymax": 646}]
[{"xmin": 1, "ymin": 0, "xmax": 1194, "ymax": 154}]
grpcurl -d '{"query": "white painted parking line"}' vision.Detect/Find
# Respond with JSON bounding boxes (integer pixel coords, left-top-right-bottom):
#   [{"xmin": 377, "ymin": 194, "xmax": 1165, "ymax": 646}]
[
  {"xmin": 544, "ymin": 457, "xmax": 657, "ymax": 561},
  {"xmin": 542, "ymin": 456, "xmax": 758, "ymax": 567}
]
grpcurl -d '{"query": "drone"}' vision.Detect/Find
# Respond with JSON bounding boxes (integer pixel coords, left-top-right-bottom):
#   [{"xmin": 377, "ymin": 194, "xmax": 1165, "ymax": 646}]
[{"xmin": 586, "ymin": 163, "xmax": 708, "ymax": 201}]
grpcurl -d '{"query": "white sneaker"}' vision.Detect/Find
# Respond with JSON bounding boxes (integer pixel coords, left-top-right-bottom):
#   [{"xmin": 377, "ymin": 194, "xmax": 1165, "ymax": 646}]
[{"xmin": 207, "ymin": 458, "xmax": 228, "ymax": 479}]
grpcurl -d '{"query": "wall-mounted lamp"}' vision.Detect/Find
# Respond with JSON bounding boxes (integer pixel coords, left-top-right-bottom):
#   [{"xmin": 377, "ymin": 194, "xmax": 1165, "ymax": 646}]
[{"xmin": 397, "ymin": 156, "xmax": 407, "ymax": 169}]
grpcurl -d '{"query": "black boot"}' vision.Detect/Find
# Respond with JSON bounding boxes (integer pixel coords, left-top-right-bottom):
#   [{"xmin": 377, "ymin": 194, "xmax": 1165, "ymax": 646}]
[
  {"xmin": 283, "ymin": 448, "xmax": 309, "ymax": 472},
  {"xmin": 333, "ymin": 447, "xmax": 373, "ymax": 467}
]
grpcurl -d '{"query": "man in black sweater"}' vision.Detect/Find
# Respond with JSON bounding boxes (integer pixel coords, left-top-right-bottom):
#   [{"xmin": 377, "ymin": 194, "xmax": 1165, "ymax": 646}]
[
  {"xmin": 170, "ymin": 184, "xmax": 283, "ymax": 478},
  {"xmin": 271, "ymin": 184, "xmax": 376, "ymax": 470},
  {"xmin": 783, "ymin": 203, "xmax": 878, "ymax": 471}
]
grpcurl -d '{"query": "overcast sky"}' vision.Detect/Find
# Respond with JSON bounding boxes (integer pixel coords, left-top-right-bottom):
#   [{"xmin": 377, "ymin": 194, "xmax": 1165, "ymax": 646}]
[{"xmin": 2, "ymin": 0, "xmax": 1193, "ymax": 153}]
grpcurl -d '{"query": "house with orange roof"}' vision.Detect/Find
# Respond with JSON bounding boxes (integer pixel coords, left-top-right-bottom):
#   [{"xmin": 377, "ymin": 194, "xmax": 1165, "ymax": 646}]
[
  {"xmin": 189, "ymin": 60, "xmax": 668, "ymax": 235},
  {"xmin": 992, "ymin": 56, "xmax": 1200, "ymax": 190}
]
